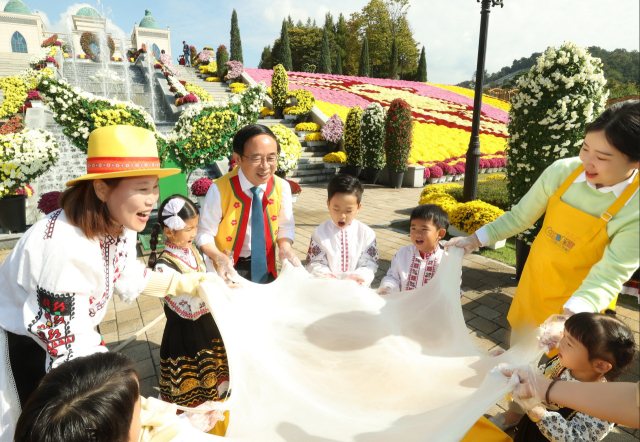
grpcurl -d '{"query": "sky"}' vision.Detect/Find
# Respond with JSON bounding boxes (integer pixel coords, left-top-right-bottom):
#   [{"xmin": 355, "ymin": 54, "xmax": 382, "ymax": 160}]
[{"xmin": 3, "ymin": 0, "xmax": 638, "ymax": 84}]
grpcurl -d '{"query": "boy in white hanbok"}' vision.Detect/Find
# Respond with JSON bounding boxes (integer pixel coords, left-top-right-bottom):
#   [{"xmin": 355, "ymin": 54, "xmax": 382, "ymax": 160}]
[
  {"xmin": 378, "ymin": 204, "xmax": 448, "ymax": 294},
  {"xmin": 305, "ymin": 175, "xmax": 379, "ymax": 287}
]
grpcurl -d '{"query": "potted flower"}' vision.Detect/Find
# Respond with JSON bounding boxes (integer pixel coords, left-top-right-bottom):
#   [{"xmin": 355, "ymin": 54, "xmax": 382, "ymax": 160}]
[
  {"xmin": 323, "ymin": 151, "xmax": 347, "ymax": 169},
  {"xmin": 304, "ymin": 132, "xmax": 326, "ymax": 147},
  {"xmin": 321, "ymin": 114, "xmax": 344, "ymax": 152},
  {"xmin": 423, "ymin": 166, "xmax": 430, "ymax": 185},
  {"xmin": 271, "ymin": 64, "xmax": 288, "ymax": 119},
  {"xmin": 360, "ymin": 103, "xmax": 386, "ymax": 185},
  {"xmin": 225, "ymin": 60, "xmax": 244, "ymax": 83},
  {"xmin": 295, "ymin": 122, "xmax": 321, "ymax": 138},
  {"xmin": 271, "ymin": 123, "xmax": 302, "ymax": 177},
  {"xmin": 344, "ymin": 106, "xmax": 364, "ymax": 178},
  {"xmin": 191, "ymin": 177, "xmax": 213, "ymax": 207},
  {"xmin": 45, "ymin": 57, "xmax": 59, "ymax": 69},
  {"xmin": 283, "ymin": 89, "xmax": 315, "ymax": 122},
  {"xmin": 27, "ymin": 90, "xmax": 43, "ymax": 108},
  {"xmin": 37, "ymin": 191, "xmax": 61, "ymax": 215},
  {"xmin": 0, "ymin": 130, "xmax": 59, "ymax": 233},
  {"xmin": 176, "ymin": 93, "xmax": 199, "ymax": 109},
  {"xmin": 384, "ymin": 99, "xmax": 413, "ymax": 188},
  {"xmin": 479, "ymin": 158, "xmax": 489, "ymax": 174},
  {"xmin": 454, "ymin": 163, "xmax": 466, "ymax": 181},
  {"xmin": 442, "ymin": 164, "xmax": 456, "ymax": 182},
  {"xmin": 15, "ymin": 184, "xmax": 34, "ymax": 207},
  {"xmin": 286, "ymin": 179, "xmax": 302, "ymax": 204},
  {"xmin": 449, "ymin": 200, "xmax": 506, "ymax": 249},
  {"xmin": 428, "ymin": 165, "xmax": 443, "ymax": 184}
]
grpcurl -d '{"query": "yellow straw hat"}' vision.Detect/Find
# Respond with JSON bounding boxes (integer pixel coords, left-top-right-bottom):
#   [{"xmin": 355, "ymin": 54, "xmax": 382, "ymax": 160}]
[{"xmin": 65, "ymin": 125, "xmax": 181, "ymax": 186}]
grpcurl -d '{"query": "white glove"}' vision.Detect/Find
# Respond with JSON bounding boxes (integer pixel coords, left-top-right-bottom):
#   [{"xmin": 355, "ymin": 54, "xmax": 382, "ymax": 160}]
[
  {"xmin": 377, "ymin": 286, "xmax": 393, "ymax": 295},
  {"xmin": 184, "ymin": 401, "xmax": 226, "ymax": 433},
  {"xmin": 538, "ymin": 314, "xmax": 569, "ymax": 353},
  {"xmin": 498, "ymin": 364, "xmax": 549, "ymax": 422},
  {"xmin": 214, "ymin": 255, "xmax": 241, "ymax": 286},
  {"xmin": 442, "ymin": 234, "xmax": 481, "ymax": 255},
  {"xmin": 278, "ymin": 244, "xmax": 302, "ymax": 267}
]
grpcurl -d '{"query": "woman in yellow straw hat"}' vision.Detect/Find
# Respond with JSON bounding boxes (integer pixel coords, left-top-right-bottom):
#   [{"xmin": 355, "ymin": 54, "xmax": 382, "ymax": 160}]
[{"xmin": 0, "ymin": 125, "xmax": 219, "ymax": 436}]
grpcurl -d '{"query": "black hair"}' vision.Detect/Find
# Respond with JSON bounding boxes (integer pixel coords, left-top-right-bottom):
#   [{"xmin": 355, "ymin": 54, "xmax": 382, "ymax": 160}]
[
  {"xmin": 585, "ymin": 100, "xmax": 640, "ymax": 162},
  {"xmin": 327, "ymin": 174, "xmax": 364, "ymax": 204},
  {"xmin": 564, "ymin": 310, "xmax": 637, "ymax": 381},
  {"xmin": 410, "ymin": 204, "xmax": 449, "ymax": 230},
  {"xmin": 232, "ymin": 124, "xmax": 280, "ymax": 157},
  {"xmin": 149, "ymin": 194, "xmax": 199, "ymax": 268},
  {"xmin": 14, "ymin": 352, "xmax": 139, "ymax": 442}
]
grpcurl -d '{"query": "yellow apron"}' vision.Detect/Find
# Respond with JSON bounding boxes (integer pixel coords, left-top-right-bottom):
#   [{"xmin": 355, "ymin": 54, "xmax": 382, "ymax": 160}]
[
  {"xmin": 508, "ymin": 164, "xmax": 639, "ymax": 336},
  {"xmin": 461, "ymin": 416, "xmax": 512, "ymax": 442}
]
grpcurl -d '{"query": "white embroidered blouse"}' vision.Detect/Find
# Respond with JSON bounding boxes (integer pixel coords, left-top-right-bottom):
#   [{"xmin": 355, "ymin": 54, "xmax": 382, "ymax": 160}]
[
  {"xmin": 379, "ymin": 244, "xmax": 443, "ymax": 292},
  {"xmin": 305, "ymin": 219, "xmax": 379, "ymax": 287},
  {"xmin": 154, "ymin": 242, "xmax": 209, "ymax": 321},
  {"xmin": 0, "ymin": 209, "xmax": 150, "ymax": 371}
]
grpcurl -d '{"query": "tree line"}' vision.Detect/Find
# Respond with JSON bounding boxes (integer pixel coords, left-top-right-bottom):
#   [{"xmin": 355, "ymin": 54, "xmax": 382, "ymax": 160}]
[{"xmin": 258, "ymin": 0, "xmax": 428, "ymax": 82}]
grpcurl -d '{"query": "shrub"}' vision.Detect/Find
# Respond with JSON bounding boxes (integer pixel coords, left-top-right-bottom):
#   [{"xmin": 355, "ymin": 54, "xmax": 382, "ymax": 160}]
[
  {"xmin": 344, "ymin": 106, "xmax": 364, "ymax": 167},
  {"xmin": 271, "ymin": 64, "xmax": 289, "ymax": 109},
  {"xmin": 507, "ymin": 42, "xmax": 607, "ymax": 244},
  {"xmin": 450, "ymin": 201, "xmax": 505, "ymax": 235},
  {"xmin": 418, "ymin": 193, "xmax": 459, "ymax": 215},
  {"xmin": 420, "ymin": 183, "xmax": 461, "ymax": 199},
  {"xmin": 446, "ymin": 179, "xmax": 510, "ymax": 211},
  {"xmin": 216, "ymin": 45, "xmax": 229, "ymax": 79},
  {"xmin": 361, "ymin": 102, "xmax": 386, "ymax": 170},
  {"xmin": 384, "ymin": 98, "xmax": 412, "ymax": 172}
]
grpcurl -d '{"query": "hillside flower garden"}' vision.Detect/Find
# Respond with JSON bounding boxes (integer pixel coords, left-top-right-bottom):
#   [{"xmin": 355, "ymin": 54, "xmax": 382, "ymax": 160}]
[{"xmin": 246, "ymin": 68, "xmax": 511, "ymax": 164}]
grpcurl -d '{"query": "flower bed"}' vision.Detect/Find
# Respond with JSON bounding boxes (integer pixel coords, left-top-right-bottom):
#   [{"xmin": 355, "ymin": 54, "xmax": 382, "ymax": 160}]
[{"xmin": 245, "ymin": 68, "xmax": 510, "ymax": 164}]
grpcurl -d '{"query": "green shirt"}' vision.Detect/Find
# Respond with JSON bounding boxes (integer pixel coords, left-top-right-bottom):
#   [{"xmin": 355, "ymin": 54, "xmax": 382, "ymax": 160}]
[{"xmin": 478, "ymin": 157, "xmax": 639, "ymax": 313}]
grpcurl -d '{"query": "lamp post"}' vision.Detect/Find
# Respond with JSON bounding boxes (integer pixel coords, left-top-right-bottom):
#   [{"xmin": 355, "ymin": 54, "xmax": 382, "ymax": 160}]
[{"xmin": 462, "ymin": 0, "xmax": 504, "ymax": 202}]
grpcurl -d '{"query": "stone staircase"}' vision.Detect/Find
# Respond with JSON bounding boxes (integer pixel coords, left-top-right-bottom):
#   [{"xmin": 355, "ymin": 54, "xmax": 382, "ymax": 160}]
[
  {"xmin": 172, "ymin": 65, "xmax": 232, "ymax": 102},
  {"xmin": 257, "ymin": 118, "xmax": 338, "ymax": 184}
]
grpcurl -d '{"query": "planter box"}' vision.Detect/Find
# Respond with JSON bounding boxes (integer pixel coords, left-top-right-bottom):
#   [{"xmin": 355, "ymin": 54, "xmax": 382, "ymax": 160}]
[
  {"xmin": 263, "ymin": 116, "xmax": 274, "ymax": 119},
  {"xmin": 377, "ymin": 165, "xmax": 425, "ymax": 188},
  {"xmin": 284, "ymin": 114, "xmax": 297, "ymax": 120},
  {"xmin": 197, "ymin": 196, "xmax": 205, "ymax": 207},
  {"xmin": 306, "ymin": 140, "xmax": 327, "ymax": 147},
  {"xmin": 292, "ymin": 194, "xmax": 299, "ymax": 204},
  {"xmin": 479, "ymin": 168, "xmax": 487, "ymax": 174},
  {"xmin": 296, "ymin": 130, "xmax": 317, "ymax": 137},
  {"xmin": 324, "ymin": 162, "xmax": 345, "ymax": 169},
  {"xmin": 426, "ymin": 177, "xmax": 440, "ymax": 184},
  {"xmin": 484, "ymin": 239, "xmax": 506, "ymax": 250},
  {"xmin": 29, "ymin": 101, "xmax": 43, "ymax": 108},
  {"xmin": 448, "ymin": 225, "xmax": 468, "ymax": 237},
  {"xmin": 454, "ymin": 175, "xmax": 462, "ymax": 181},
  {"xmin": 445, "ymin": 176, "xmax": 454, "ymax": 182}
]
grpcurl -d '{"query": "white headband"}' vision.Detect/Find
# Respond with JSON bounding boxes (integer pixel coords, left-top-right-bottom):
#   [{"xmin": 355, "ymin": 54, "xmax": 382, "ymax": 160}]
[{"xmin": 162, "ymin": 198, "xmax": 187, "ymax": 231}]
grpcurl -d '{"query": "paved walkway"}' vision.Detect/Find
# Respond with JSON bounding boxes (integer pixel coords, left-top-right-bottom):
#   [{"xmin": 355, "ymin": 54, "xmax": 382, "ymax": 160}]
[{"xmin": 1, "ymin": 183, "xmax": 638, "ymax": 440}]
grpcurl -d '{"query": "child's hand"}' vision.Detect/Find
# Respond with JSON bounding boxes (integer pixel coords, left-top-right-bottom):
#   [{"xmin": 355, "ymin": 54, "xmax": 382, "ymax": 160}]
[
  {"xmin": 346, "ymin": 274, "xmax": 366, "ymax": 285},
  {"xmin": 377, "ymin": 286, "xmax": 392, "ymax": 295}
]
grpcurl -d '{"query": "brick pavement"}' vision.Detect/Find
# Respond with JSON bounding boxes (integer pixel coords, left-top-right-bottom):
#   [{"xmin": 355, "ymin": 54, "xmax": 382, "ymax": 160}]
[{"xmin": 1, "ymin": 183, "xmax": 637, "ymax": 439}]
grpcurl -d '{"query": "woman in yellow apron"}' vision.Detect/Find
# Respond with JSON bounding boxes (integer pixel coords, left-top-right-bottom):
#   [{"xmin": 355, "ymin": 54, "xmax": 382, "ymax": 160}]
[{"xmin": 449, "ymin": 100, "xmax": 639, "ymax": 432}]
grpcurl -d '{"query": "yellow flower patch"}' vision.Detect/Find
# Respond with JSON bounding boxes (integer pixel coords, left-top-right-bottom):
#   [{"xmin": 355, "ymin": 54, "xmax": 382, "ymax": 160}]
[
  {"xmin": 323, "ymin": 152, "xmax": 347, "ymax": 163},
  {"xmin": 304, "ymin": 132, "xmax": 324, "ymax": 141}
]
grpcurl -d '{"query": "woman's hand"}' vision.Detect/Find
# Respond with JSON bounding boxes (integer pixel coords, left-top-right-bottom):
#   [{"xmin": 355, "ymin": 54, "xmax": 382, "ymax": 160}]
[
  {"xmin": 278, "ymin": 240, "xmax": 302, "ymax": 267},
  {"xmin": 442, "ymin": 234, "xmax": 481, "ymax": 255}
]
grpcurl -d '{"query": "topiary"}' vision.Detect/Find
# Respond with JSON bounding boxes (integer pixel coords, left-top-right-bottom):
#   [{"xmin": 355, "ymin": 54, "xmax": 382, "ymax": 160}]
[
  {"xmin": 360, "ymin": 102, "xmax": 386, "ymax": 170},
  {"xmin": 216, "ymin": 45, "xmax": 229, "ymax": 79},
  {"xmin": 271, "ymin": 64, "xmax": 289, "ymax": 109},
  {"xmin": 344, "ymin": 106, "xmax": 364, "ymax": 167},
  {"xmin": 507, "ymin": 42, "xmax": 607, "ymax": 244},
  {"xmin": 384, "ymin": 98, "xmax": 413, "ymax": 172}
]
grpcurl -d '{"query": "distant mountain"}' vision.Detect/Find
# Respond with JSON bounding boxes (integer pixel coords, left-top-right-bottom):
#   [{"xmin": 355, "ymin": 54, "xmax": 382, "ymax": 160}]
[{"xmin": 457, "ymin": 47, "xmax": 639, "ymax": 89}]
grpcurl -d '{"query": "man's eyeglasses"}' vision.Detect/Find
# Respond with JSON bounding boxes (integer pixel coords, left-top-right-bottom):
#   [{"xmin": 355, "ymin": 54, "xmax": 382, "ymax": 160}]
[{"xmin": 243, "ymin": 155, "xmax": 278, "ymax": 166}]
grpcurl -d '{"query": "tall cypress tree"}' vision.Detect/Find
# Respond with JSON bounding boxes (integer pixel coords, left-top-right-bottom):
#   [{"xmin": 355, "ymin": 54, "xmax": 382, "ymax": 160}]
[
  {"xmin": 335, "ymin": 52, "xmax": 343, "ymax": 75},
  {"xmin": 229, "ymin": 9, "xmax": 244, "ymax": 64},
  {"xmin": 389, "ymin": 38, "xmax": 398, "ymax": 79},
  {"xmin": 279, "ymin": 19, "xmax": 292, "ymax": 71},
  {"xmin": 258, "ymin": 46, "xmax": 272, "ymax": 69},
  {"xmin": 358, "ymin": 36, "xmax": 370, "ymax": 77},
  {"xmin": 416, "ymin": 46, "xmax": 427, "ymax": 82},
  {"xmin": 318, "ymin": 26, "xmax": 332, "ymax": 74}
]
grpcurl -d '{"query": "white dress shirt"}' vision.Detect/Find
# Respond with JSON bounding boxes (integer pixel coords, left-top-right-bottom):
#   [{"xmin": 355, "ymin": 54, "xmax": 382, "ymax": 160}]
[{"xmin": 196, "ymin": 168, "xmax": 295, "ymax": 257}]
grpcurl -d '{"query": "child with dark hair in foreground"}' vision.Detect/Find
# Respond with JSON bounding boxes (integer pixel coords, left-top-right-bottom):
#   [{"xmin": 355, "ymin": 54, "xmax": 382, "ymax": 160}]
[
  {"xmin": 306, "ymin": 174, "xmax": 379, "ymax": 287},
  {"xmin": 513, "ymin": 311, "xmax": 636, "ymax": 442},
  {"xmin": 378, "ymin": 204, "xmax": 448, "ymax": 294}
]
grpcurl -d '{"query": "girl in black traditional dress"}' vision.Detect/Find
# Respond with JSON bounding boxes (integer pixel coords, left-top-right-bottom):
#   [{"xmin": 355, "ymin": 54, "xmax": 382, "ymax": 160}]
[{"xmin": 148, "ymin": 195, "xmax": 230, "ymax": 424}]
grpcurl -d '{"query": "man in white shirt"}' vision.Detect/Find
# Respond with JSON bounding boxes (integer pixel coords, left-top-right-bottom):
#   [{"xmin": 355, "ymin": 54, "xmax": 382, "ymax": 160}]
[{"xmin": 197, "ymin": 124, "xmax": 301, "ymax": 284}]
